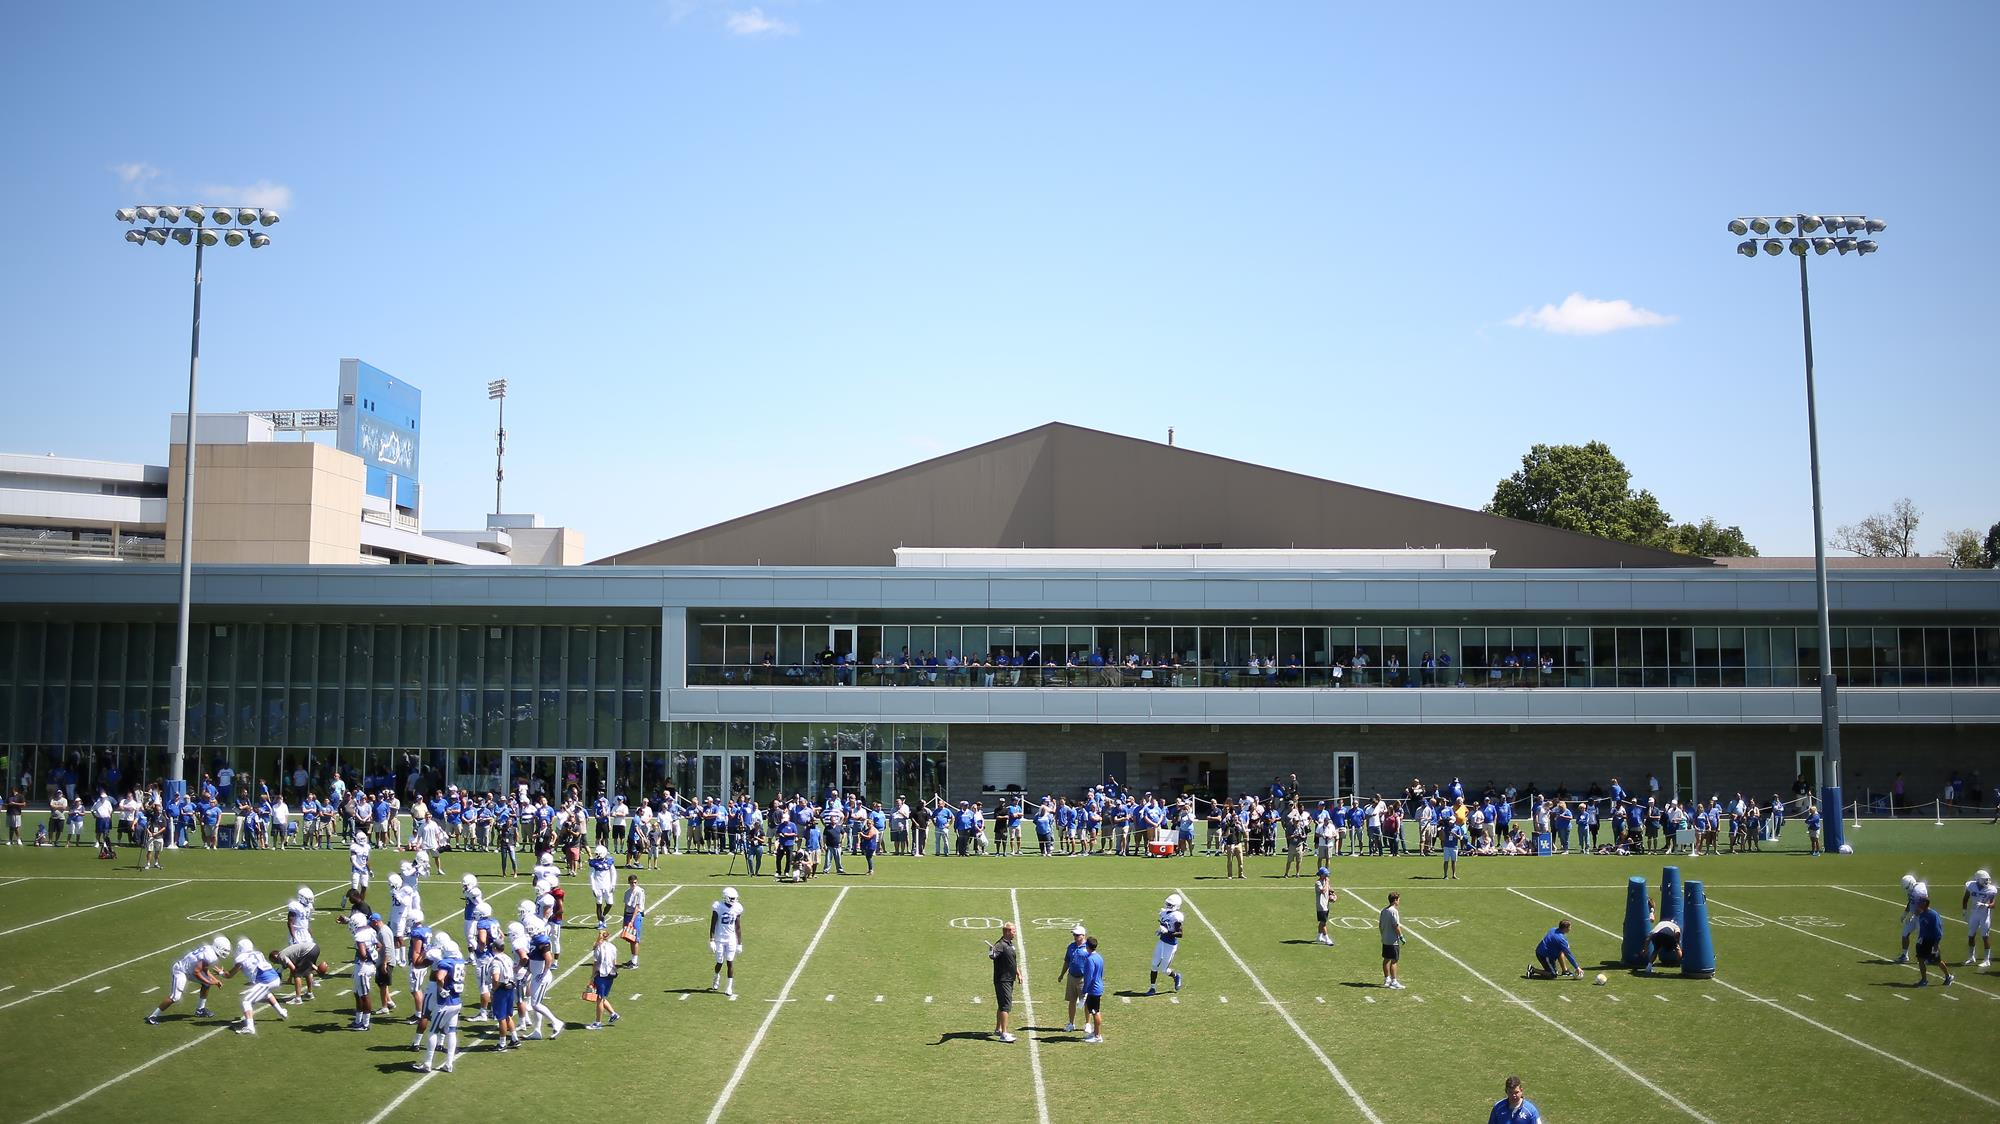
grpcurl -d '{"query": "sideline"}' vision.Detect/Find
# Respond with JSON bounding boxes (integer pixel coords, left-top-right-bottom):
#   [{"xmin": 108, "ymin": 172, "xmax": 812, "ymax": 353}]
[
  {"xmin": 703, "ymin": 886, "xmax": 851, "ymax": 1124},
  {"xmin": 1177, "ymin": 888, "xmax": 1383, "ymax": 1124},
  {"xmin": 1008, "ymin": 888, "xmax": 1050, "ymax": 1124},
  {"xmin": 0, "ymin": 880, "xmax": 191, "ymax": 939},
  {"xmin": 1342, "ymin": 887, "xmax": 1715, "ymax": 1124},
  {"xmin": 1508, "ymin": 888, "xmax": 2000, "ymax": 1112}
]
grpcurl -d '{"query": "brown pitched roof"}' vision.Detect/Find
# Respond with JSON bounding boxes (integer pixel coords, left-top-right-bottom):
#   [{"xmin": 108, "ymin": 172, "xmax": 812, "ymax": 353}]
[{"xmin": 592, "ymin": 422, "xmax": 1709, "ymax": 569}]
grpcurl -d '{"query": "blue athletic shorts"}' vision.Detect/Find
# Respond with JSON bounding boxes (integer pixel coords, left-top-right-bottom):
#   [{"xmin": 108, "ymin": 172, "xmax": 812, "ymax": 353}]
[
  {"xmin": 592, "ymin": 974, "xmax": 615, "ymax": 1000},
  {"xmin": 491, "ymin": 987, "xmax": 516, "ymax": 1020}
]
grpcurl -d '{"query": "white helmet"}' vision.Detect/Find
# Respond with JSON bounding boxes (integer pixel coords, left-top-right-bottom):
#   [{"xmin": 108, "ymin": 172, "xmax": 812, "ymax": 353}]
[
  {"xmin": 461, "ymin": 873, "xmax": 478, "ymax": 888},
  {"xmin": 296, "ymin": 886, "xmax": 315, "ymax": 906},
  {"xmin": 236, "ymin": 936, "xmax": 255, "ymax": 955},
  {"xmin": 1979, "ymin": 870, "xmax": 1994, "ymax": 885},
  {"xmin": 388, "ymin": 873, "xmax": 404, "ymax": 889},
  {"xmin": 1902, "ymin": 874, "xmax": 1918, "ymax": 889},
  {"xmin": 351, "ymin": 911, "xmax": 371, "ymax": 930},
  {"xmin": 476, "ymin": 902, "xmax": 494, "ymax": 919},
  {"xmin": 400, "ymin": 861, "xmax": 417, "ymax": 877},
  {"xmin": 506, "ymin": 922, "xmax": 526, "ymax": 938},
  {"xmin": 407, "ymin": 907, "xmax": 425, "ymax": 924},
  {"xmin": 1165, "ymin": 893, "xmax": 1182, "ymax": 909},
  {"xmin": 433, "ymin": 936, "xmax": 457, "ymax": 957},
  {"xmin": 723, "ymin": 886, "xmax": 740, "ymax": 902},
  {"xmin": 517, "ymin": 900, "xmax": 536, "ymax": 918},
  {"xmin": 211, "ymin": 936, "xmax": 231, "ymax": 955},
  {"xmin": 594, "ymin": 845, "xmax": 608, "ymax": 859},
  {"xmin": 536, "ymin": 893, "xmax": 555, "ymax": 911}
]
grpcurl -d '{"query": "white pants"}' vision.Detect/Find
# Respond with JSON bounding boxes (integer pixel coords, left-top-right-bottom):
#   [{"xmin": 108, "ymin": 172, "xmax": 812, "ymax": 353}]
[
  {"xmin": 527, "ymin": 969, "xmax": 550, "ymax": 1005},
  {"xmin": 242, "ymin": 981, "xmax": 275, "ymax": 1008},
  {"xmin": 429, "ymin": 1005, "xmax": 460, "ymax": 1036},
  {"xmin": 351, "ymin": 872, "xmax": 369, "ymax": 894},
  {"xmin": 1970, "ymin": 910, "xmax": 1993, "ymax": 939},
  {"xmin": 168, "ymin": 967, "xmax": 196, "ymax": 1002},
  {"xmin": 591, "ymin": 879, "xmax": 614, "ymax": 905},
  {"xmin": 1151, "ymin": 940, "xmax": 1179, "ymax": 972},
  {"xmin": 1901, "ymin": 914, "xmax": 1920, "ymax": 939},
  {"xmin": 354, "ymin": 968, "xmax": 373, "ymax": 998},
  {"xmin": 711, "ymin": 939, "xmax": 740, "ymax": 964}
]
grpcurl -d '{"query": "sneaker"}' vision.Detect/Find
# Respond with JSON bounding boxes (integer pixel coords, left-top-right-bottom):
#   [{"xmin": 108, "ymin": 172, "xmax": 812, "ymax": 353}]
[
  {"xmin": 1081, "ymin": 1034, "xmax": 1102, "ymax": 1044},
  {"xmin": 285, "ymin": 996, "xmax": 306, "ymax": 1006},
  {"xmin": 195, "ymin": 1007, "xmax": 211, "ymax": 1018},
  {"xmin": 1943, "ymin": 976, "xmax": 1955, "ymax": 987},
  {"xmin": 1915, "ymin": 979, "xmax": 1929, "ymax": 988},
  {"xmin": 440, "ymin": 1063, "xmax": 453, "ymax": 1073},
  {"xmin": 608, "ymin": 1012, "xmax": 619, "ymax": 1024},
  {"xmin": 1893, "ymin": 953, "xmax": 1909, "ymax": 964},
  {"xmin": 1172, "ymin": 972, "xmax": 1183, "ymax": 992},
  {"xmin": 1145, "ymin": 986, "xmax": 1157, "ymax": 996},
  {"xmin": 1063, "ymin": 1022, "xmax": 1075, "ymax": 1032},
  {"xmin": 585, "ymin": 1022, "xmax": 603, "ymax": 1030},
  {"xmin": 525, "ymin": 1029, "xmax": 542, "ymax": 1040},
  {"xmin": 145, "ymin": 1013, "xmax": 161, "ymax": 1025},
  {"xmin": 1966, "ymin": 956, "xmax": 1978, "ymax": 966},
  {"xmin": 1981, "ymin": 960, "xmax": 1992, "ymax": 969},
  {"xmin": 234, "ymin": 1025, "xmax": 256, "ymax": 1035},
  {"xmin": 726, "ymin": 992, "xmax": 737, "ymax": 1002},
  {"xmin": 413, "ymin": 1062, "xmax": 431, "ymax": 1072}
]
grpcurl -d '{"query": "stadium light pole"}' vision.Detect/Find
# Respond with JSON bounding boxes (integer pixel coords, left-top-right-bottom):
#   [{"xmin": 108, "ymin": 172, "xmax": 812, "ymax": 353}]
[
  {"xmin": 116, "ymin": 204, "xmax": 278, "ymax": 808},
  {"xmin": 488, "ymin": 379, "xmax": 508, "ymax": 514},
  {"xmin": 1729, "ymin": 214, "xmax": 1883, "ymax": 853}
]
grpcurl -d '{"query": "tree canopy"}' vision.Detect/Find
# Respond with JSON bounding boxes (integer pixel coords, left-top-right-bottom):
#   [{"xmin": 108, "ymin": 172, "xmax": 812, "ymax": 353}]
[
  {"xmin": 1831, "ymin": 498, "xmax": 1922, "ymax": 557},
  {"xmin": 1484, "ymin": 441, "xmax": 1757, "ymax": 557}
]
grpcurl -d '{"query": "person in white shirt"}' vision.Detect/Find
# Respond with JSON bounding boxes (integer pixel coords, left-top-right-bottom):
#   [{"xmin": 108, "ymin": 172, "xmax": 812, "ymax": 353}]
[
  {"xmin": 346, "ymin": 837, "xmax": 373, "ymax": 912},
  {"xmin": 585, "ymin": 924, "xmax": 621, "ymax": 1030},
  {"xmin": 710, "ymin": 886, "xmax": 745, "ymax": 998},
  {"xmin": 1379, "ymin": 893, "xmax": 1406, "ymax": 989},
  {"xmin": 350, "ymin": 910, "xmax": 381, "ymax": 1030},
  {"xmin": 226, "ymin": 937, "xmax": 288, "ymax": 1035},
  {"xmin": 1962, "ymin": 869, "xmax": 1995, "ymax": 967},
  {"xmin": 1895, "ymin": 874, "xmax": 1929, "ymax": 963},
  {"xmin": 271, "ymin": 798, "xmax": 290, "ymax": 849},
  {"xmin": 148, "ymin": 936, "xmax": 229, "ymax": 1023},
  {"xmin": 1149, "ymin": 893, "xmax": 1186, "ymax": 994},
  {"xmin": 618, "ymin": 875, "xmax": 647, "ymax": 968}
]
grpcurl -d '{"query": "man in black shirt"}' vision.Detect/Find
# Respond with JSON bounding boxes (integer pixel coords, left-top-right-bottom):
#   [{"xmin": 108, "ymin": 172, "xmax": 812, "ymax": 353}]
[{"xmin": 988, "ymin": 922, "xmax": 1022, "ymax": 1043}]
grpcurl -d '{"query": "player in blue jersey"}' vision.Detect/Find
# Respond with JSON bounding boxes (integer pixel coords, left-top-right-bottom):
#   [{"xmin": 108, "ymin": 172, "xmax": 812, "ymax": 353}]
[
  {"xmin": 1526, "ymin": 919, "xmax": 1582, "ymax": 979},
  {"xmin": 1488, "ymin": 1076, "xmax": 1541, "ymax": 1123},
  {"xmin": 521, "ymin": 915, "xmax": 563, "ymax": 1038},
  {"xmin": 403, "ymin": 916, "xmax": 433, "ymax": 1029},
  {"xmin": 416, "ymin": 940, "xmax": 465, "ymax": 1072}
]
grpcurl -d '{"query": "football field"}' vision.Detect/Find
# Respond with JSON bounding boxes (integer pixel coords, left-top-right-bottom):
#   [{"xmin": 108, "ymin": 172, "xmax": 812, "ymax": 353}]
[{"xmin": 0, "ymin": 822, "xmax": 1996, "ymax": 1123}]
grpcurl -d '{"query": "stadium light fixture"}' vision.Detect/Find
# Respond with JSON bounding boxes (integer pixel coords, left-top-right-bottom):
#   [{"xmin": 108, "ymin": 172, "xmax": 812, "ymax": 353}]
[{"xmin": 1726, "ymin": 211, "xmax": 1886, "ymax": 855}]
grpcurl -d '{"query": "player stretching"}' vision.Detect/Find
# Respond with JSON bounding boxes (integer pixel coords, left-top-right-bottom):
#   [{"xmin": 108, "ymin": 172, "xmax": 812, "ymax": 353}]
[
  {"xmin": 416, "ymin": 937, "xmax": 465, "ymax": 1072},
  {"xmin": 1963, "ymin": 869, "xmax": 1995, "ymax": 968},
  {"xmin": 1148, "ymin": 893, "xmax": 1185, "ymax": 995},
  {"xmin": 710, "ymin": 886, "xmax": 744, "ymax": 999},
  {"xmin": 1895, "ymin": 874, "xmax": 1929, "ymax": 964},
  {"xmin": 226, "ymin": 937, "xmax": 288, "ymax": 1035},
  {"xmin": 147, "ymin": 936, "xmax": 228, "ymax": 1023}
]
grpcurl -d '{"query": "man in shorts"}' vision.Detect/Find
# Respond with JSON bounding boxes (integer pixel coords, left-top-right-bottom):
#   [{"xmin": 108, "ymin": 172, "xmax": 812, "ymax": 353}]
[
  {"xmin": 1380, "ymin": 892, "xmax": 1406, "ymax": 989},
  {"xmin": 987, "ymin": 922, "xmax": 1021, "ymax": 1043},
  {"xmin": 1080, "ymin": 936, "xmax": 1107, "ymax": 1044},
  {"xmin": 1057, "ymin": 924, "xmax": 1090, "ymax": 1031},
  {"xmin": 1913, "ymin": 895, "xmax": 1955, "ymax": 987}
]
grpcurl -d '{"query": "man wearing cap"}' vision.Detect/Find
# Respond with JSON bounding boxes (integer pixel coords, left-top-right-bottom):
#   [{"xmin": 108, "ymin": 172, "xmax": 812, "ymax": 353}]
[
  {"xmin": 1057, "ymin": 924, "xmax": 1091, "ymax": 1032},
  {"xmin": 1314, "ymin": 867, "xmax": 1339, "ymax": 945},
  {"xmin": 585, "ymin": 923, "xmax": 620, "ymax": 1030},
  {"xmin": 988, "ymin": 922, "xmax": 1022, "ymax": 1043}
]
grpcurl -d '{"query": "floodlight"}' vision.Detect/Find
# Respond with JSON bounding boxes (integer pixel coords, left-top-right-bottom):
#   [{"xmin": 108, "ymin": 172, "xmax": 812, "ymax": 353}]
[
  {"xmin": 224, "ymin": 228, "xmax": 246, "ymax": 246},
  {"xmin": 1750, "ymin": 217, "xmax": 1771, "ymax": 234},
  {"xmin": 172, "ymin": 227, "xmax": 194, "ymax": 245},
  {"xmin": 116, "ymin": 208, "xmax": 137, "ymax": 222},
  {"xmin": 160, "ymin": 206, "xmax": 183, "ymax": 223},
  {"xmin": 1728, "ymin": 218, "xmax": 1750, "ymax": 235},
  {"xmin": 136, "ymin": 206, "xmax": 159, "ymax": 222},
  {"xmin": 146, "ymin": 228, "xmax": 168, "ymax": 244},
  {"xmin": 1843, "ymin": 218, "xmax": 1863, "ymax": 234},
  {"xmin": 125, "ymin": 229, "xmax": 146, "ymax": 244},
  {"xmin": 1788, "ymin": 238, "xmax": 1808, "ymax": 256},
  {"xmin": 235, "ymin": 208, "xmax": 257, "ymax": 226},
  {"xmin": 1812, "ymin": 238, "xmax": 1834, "ymax": 255},
  {"xmin": 1856, "ymin": 240, "xmax": 1878, "ymax": 255},
  {"xmin": 1762, "ymin": 239, "xmax": 1784, "ymax": 255},
  {"xmin": 212, "ymin": 208, "xmax": 232, "ymax": 225},
  {"xmin": 248, "ymin": 232, "xmax": 271, "ymax": 248},
  {"xmin": 1864, "ymin": 218, "xmax": 1886, "ymax": 233},
  {"xmin": 1775, "ymin": 216, "xmax": 1797, "ymax": 235},
  {"xmin": 185, "ymin": 205, "xmax": 206, "ymax": 224},
  {"xmin": 1835, "ymin": 238, "xmax": 1856, "ymax": 254},
  {"xmin": 1736, "ymin": 240, "xmax": 1758, "ymax": 257},
  {"xmin": 257, "ymin": 210, "xmax": 279, "ymax": 226},
  {"xmin": 198, "ymin": 228, "xmax": 220, "ymax": 246},
  {"xmin": 1800, "ymin": 215, "xmax": 1823, "ymax": 233}
]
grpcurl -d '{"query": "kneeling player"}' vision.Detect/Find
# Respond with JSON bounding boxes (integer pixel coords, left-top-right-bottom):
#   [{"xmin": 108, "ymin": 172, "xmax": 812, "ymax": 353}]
[
  {"xmin": 1527, "ymin": 919, "xmax": 1582, "ymax": 980},
  {"xmin": 148, "ymin": 936, "xmax": 229, "ymax": 1023},
  {"xmin": 1644, "ymin": 906, "xmax": 1682, "ymax": 976}
]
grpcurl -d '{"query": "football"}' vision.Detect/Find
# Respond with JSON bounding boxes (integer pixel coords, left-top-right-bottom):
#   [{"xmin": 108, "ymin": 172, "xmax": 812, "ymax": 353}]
[{"xmin": 1594, "ymin": 973, "xmax": 1608, "ymax": 985}]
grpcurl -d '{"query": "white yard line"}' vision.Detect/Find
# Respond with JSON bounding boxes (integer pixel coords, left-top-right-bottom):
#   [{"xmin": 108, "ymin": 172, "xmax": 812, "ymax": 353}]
[
  {"xmin": 703, "ymin": 887, "xmax": 851, "ymax": 1124},
  {"xmin": 1832, "ymin": 884, "xmax": 1981, "ymax": 928},
  {"xmin": 0, "ymin": 877, "xmax": 27, "ymax": 890},
  {"xmin": 0, "ymin": 880, "xmax": 191, "ymax": 939},
  {"xmin": 20, "ymin": 1025, "xmax": 230, "ymax": 1123},
  {"xmin": 1008, "ymin": 889, "xmax": 1050, "ymax": 1124},
  {"xmin": 1509, "ymin": 888, "xmax": 2000, "ymax": 1111},
  {"xmin": 1703, "ymin": 895, "xmax": 2000, "ymax": 1001},
  {"xmin": 1177, "ymin": 888, "xmax": 1382, "ymax": 1124},
  {"xmin": 0, "ymin": 881, "xmax": 348, "ymax": 1014},
  {"xmin": 1344, "ymin": 888, "xmax": 1715, "ymax": 1124}
]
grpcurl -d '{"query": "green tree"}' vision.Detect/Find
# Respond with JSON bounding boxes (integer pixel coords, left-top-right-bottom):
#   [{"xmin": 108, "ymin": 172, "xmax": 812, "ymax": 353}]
[
  {"xmin": 1484, "ymin": 441, "xmax": 1672, "ymax": 545},
  {"xmin": 1831, "ymin": 498, "xmax": 1921, "ymax": 557},
  {"xmin": 1660, "ymin": 517, "xmax": 1758, "ymax": 558},
  {"xmin": 1984, "ymin": 521, "xmax": 2000, "ymax": 568},
  {"xmin": 1941, "ymin": 525, "xmax": 1996, "ymax": 569}
]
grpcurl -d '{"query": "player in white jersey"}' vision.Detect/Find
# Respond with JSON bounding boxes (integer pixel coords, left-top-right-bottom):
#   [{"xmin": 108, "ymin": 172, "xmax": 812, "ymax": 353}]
[
  {"xmin": 148, "ymin": 936, "xmax": 229, "ymax": 1023},
  {"xmin": 709, "ymin": 886, "xmax": 744, "ymax": 998},
  {"xmin": 386, "ymin": 873, "xmax": 412, "ymax": 964},
  {"xmin": 1895, "ymin": 874, "xmax": 1929, "ymax": 964},
  {"xmin": 1148, "ymin": 893, "xmax": 1186, "ymax": 994},
  {"xmin": 347, "ymin": 837, "xmax": 373, "ymax": 911},
  {"xmin": 350, "ymin": 910, "xmax": 381, "ymax": 1030},
  {"xmin": 532, "ymin": 852, "xmax": 561, "ymax": 894},
  {"xmin": 618, "ymin": 875, "xmax": 647, "ymax": 968},
  {"xmin": 588, "ymin": 845, "xmax": 617, "ymax": 923},
  {"xmin": 460, "ymin": 873, "xmax": 483, "ymax": 951},
  {"xmin": 1962, "ymin": 869, "xmax": 1995, "ymax": 967},
  {"xmin": 282, "ymin": 887, "xmax": 330, "ymax": 1000},
  {"xmin": 226, "ymin": 937, "xmax": 289, "ymax": 1035}
]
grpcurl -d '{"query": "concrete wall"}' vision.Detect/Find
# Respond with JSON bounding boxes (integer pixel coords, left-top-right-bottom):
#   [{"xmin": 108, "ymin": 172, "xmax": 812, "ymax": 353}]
[
  {"xmin": 166, "ymin": 440, "xmax": 364, "ymax": 564},
  {"xmin": 945, "ymin": 722, "xmax": 1995, "ymax": 805}
]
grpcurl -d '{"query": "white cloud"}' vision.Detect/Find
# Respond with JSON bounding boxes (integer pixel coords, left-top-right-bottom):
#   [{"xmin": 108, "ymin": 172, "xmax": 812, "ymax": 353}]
[
  {"xmin": 1506, "ymin": 293, "xmax": 1676, "ymax": 336},
  {"xmin": 726, "ymin": 7, "xmax": 796, "ymax": 35},
  {"xmin": 111, "ymin": 162, "xmax": 160, "ymax": 186},
  {"xmin": 198, "ymin": 180, "xmax": 294, "ymax": 211}
]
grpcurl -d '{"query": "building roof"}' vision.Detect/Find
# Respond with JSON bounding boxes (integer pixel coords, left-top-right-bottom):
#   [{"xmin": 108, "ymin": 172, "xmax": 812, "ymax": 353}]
[{"xmin": 593, "ymin": 422, "xmax": 1711, "ymax": 569}]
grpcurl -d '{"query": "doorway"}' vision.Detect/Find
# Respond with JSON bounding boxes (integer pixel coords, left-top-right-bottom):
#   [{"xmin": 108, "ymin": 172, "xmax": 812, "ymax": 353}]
[
  {"xmin": 696, "ymin": 750, "xmax": 752, "ymax": 802},
  {"xmin": 1333, "ymin": 752, "xmax": 1360, "ymax": 802},
  {"xmin": 1671, "ymin": 751, "xmax": 1697, "ymax": 807},
  {"xmin": 1794, "ymin": 751, "xmax": 1822, "ymax": 808},
  {"xmin": 504, "ymin": 751, "xmax": 614, "ymax": 805}
]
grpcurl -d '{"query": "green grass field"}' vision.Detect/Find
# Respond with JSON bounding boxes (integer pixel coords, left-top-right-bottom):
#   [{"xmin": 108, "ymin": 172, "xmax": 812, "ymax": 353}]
[{"xmin": 1, "ymin": 821, "xmax": 1996, "ymax": 1123}]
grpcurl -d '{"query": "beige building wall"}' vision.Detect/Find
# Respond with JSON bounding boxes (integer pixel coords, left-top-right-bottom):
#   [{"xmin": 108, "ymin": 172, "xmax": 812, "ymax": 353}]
[{"xmin": 166, "ymin": 441, "xmax": 365, "ymax": 564}]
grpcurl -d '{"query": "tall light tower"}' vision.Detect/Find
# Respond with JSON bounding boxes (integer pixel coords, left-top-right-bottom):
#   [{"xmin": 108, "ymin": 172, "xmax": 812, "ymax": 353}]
[
  {"xmin": 116, "ymin": 204, "xmax": 277, "ymax": 804},
  {"xmin": 1729, "ymin": 213, "xmax": 1883, "ymax": 853},
  {"xmin": 488, "ymin": 379, "xmax": 508, "ymax": 514}
]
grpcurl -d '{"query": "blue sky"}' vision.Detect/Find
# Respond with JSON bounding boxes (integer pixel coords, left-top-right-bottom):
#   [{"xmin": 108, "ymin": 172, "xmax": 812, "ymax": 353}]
[{"xmin": 3, "ymin": 1, "xmax": 1994, "ymax": 559}]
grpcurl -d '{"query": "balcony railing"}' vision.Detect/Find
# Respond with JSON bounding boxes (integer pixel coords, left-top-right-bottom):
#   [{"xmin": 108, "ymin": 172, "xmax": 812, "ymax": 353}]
[{"xmin": 685, "ymin": 662, "xmax": 1997, "ymax": 689}]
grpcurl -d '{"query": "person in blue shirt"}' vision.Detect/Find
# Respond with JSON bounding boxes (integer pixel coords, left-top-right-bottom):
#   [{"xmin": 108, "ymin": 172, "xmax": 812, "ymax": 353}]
[
  {"xmin": 1488, "ymin": 1076, "xmax": 1542, "ymax": 1123},
  {"xmin": 1080, "ymin": 936, "xmax": 1107, "ymax": 1043},
  {"xmin": 1528, "ymin": 919, "xmax": 1581, "ymax": 979},
  {"xmin": 1913, "ymin": 897, "xmax": 1955, "ymax": 987},
  {"xmin": 1804, "ymin": 804, "xmax": 1823, "ymax": 856}
]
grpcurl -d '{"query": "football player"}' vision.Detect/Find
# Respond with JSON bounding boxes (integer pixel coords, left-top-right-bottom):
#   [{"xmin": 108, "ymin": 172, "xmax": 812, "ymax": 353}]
[
  {"xmin": 1963, "ymin": 869, "xmax": 1995, "ymax": 968},
  {"xmin": 710, "ymin": 886, "xmax": 744, "ymax": 999},
  {"xmin": 147, "ymin": 936, "xmax": 228, "ymax": 1023},
  {"xmin": 350, "ymin": 909, "xmax": 381, "ymax": 1030},
  {"xmin": 588, "ymin": 845, "xmax": 617, "ymax": 923},
  {"xmin": 417, "ymin": 936, "xmax": 464, "ymax": 1072},
  {"xmin": 225, "ymin": 936, "xmax": 288, "ymax": 1035},
  {"xmin": 1895, "ymin": 874, "xmax": 1929, "ymax": 964},
  {"xmin": 1148, "ymin": 893, "xmax": 1185, "ymax": 995}
]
